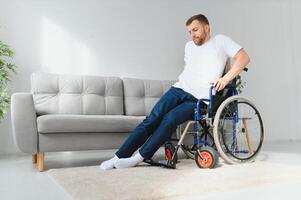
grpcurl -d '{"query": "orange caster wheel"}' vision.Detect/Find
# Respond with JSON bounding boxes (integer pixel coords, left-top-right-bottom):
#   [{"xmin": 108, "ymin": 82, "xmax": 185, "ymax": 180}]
[{"xmin": 195, "ymin": 146, "xmax": 218, "ymax": 169}]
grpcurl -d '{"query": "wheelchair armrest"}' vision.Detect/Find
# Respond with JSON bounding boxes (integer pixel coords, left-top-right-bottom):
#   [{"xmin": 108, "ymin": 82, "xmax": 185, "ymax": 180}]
[
  {"xmin": 224, "ymin": 67, "xmax": 248, "ymax": 89},
  {"xmin": 225, "ymin": 82, "xmax": 237, "ymax": 89}
]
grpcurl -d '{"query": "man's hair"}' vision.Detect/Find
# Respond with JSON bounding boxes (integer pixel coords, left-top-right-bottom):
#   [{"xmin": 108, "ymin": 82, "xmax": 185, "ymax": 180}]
[{"xmin": 186, "ymin": 14, "xmax": 209, "ymax": 26}]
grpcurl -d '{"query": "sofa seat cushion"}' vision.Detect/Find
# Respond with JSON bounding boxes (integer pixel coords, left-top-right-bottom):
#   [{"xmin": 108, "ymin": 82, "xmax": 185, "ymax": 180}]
[{"xmin": 37, "ymin": 114, "xmax": 145, "ymax": 134}]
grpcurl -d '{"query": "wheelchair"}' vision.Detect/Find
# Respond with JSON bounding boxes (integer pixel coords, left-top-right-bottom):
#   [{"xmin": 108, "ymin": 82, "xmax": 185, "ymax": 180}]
[{"xmin": 144, "ymin": 68, "xmax": 264, "ymax": 169}]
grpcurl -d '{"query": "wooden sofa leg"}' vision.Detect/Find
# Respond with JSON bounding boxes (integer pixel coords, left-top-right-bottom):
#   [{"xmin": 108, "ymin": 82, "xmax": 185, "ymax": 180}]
[
  {"xmin": 32, "ymin": 154, "xmax": 37, "ymax": 164},
  {"xmin": 37, "ymin": 152, "xmax": 45, "ymax": 172}
]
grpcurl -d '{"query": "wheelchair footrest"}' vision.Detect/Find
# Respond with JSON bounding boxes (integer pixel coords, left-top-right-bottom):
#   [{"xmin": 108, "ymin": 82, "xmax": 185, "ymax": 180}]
[{"xmin": 143, "ymin": 159, "xmax": 177, "ymax": 169}]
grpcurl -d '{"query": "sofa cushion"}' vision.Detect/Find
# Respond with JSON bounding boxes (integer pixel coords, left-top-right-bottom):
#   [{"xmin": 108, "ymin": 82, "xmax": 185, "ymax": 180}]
[
  {"xmin": 31, "ymin": 72, "xmax": 124, "ymax": 115},
  {"xmin": 123, "ymin": 78, "xmax": 175, "ymax": 116},
  {"xmin": 37, "ymin": 114, "xmax": 145, "ymax": 133}
]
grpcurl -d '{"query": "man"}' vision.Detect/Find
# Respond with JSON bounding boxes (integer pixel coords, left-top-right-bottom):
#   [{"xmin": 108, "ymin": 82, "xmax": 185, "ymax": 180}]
[{"xmin": 100, "ymin": 14, "xmax": 250, "ymax": 170}]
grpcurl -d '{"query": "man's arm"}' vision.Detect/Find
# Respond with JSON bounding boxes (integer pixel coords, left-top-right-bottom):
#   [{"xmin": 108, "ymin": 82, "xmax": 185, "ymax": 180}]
[{"xmin": 213, "ymin": 48, "xmax": 250, "ymax": 91}]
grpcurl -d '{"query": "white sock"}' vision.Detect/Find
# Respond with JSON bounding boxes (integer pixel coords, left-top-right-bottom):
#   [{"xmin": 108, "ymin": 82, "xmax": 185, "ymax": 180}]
[
  {"xmin": 114, "ymin": 152, "xmax": 144, "ymax": 169},
  {"xmin": 99, "ymin": 155, "xmax": 119, "ymax": 170}
]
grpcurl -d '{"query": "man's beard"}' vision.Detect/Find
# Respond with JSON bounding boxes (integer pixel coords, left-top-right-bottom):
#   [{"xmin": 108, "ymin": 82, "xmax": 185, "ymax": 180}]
[{"xmin": 193, "ymin": 34, "xmax": 208, "ymax": 46}]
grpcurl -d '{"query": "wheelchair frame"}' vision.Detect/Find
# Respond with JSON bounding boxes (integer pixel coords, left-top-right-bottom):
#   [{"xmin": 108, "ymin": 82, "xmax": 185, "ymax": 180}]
[
  {"xmin": 144, "ymin": 85, "xmax": 237, "ymax": 169},
  {"xmin": 144, "ymin": 69, "xmax": 264, "ymax": 169}
]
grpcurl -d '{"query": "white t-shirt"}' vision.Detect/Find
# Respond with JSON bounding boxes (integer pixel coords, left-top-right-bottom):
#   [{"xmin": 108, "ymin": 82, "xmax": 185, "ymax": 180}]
[{"xmin": 173, "ymin": 34, "xmax": 242, "ymax": 101}]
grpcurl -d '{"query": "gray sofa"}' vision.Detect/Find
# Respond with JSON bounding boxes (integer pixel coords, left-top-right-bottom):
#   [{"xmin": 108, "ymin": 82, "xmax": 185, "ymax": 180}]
[{"xmin": 11, "ymin": 72, "xmax": 175, "ymax": 172}]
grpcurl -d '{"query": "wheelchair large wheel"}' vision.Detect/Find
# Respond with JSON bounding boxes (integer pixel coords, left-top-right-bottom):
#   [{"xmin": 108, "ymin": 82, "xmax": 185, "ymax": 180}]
[{"xmin": 213, "ymin": 96, "xmax": 264, "ymax": 164}]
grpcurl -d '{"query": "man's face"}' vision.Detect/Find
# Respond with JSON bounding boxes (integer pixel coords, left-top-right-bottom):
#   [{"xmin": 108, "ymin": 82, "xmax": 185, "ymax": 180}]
[{"xmin": 187, "ymin": 20, "xmax": 210, "ymax": 46}]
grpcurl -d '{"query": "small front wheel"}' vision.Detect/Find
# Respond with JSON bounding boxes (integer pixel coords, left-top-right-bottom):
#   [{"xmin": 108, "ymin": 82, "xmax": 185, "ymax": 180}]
[
  {"xmin": 165, "ymin": 142, "xmax": 177, "ymax": 163},
  {"xmin": 194, "ymin": 146, "xmax": 218, "ymax": 169}
]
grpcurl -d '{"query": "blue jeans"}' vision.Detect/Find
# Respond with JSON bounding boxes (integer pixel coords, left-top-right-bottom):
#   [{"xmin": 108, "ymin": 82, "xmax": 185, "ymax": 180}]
[{"xmin": 115, "ymin": 86, "xmax": 198, "ymax": 159}]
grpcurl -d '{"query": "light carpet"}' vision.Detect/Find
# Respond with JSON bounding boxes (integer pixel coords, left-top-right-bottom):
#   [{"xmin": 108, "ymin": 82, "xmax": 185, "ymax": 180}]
[{"xmin": 47, "ymin": 157, "xmax": 301, "ymax": 200}]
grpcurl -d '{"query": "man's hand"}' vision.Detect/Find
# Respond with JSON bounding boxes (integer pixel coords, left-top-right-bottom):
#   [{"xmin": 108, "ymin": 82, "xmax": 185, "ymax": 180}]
[
  {"xmin": 212, "ymin": 49, "xmax": 250, "ymax": 92},
  {"xmin": 211, "ymin": 77, "xmax": 229, "ymax": 92}
]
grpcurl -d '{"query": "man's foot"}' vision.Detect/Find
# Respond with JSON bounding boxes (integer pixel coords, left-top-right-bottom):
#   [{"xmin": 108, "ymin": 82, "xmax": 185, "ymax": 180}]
[
  {"xmin": 99, "ymin": 155, "xmax": 119, "ymax": 170},
  {"xmin": 114, "ymin": 152, "xmax": 144, "ymax": 169}
]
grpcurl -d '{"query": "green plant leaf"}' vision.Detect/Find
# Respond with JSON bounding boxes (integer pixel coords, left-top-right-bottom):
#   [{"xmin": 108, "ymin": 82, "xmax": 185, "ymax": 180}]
[{"xmin": 0, "ymin": 40, "xmax": 16, "ymax": 120}]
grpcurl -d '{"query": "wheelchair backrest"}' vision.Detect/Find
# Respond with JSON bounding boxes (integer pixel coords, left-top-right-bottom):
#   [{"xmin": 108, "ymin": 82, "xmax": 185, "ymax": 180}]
[
  {"xmin": 209, "ymin": 59, "xmax": 236, "ymax": 117},
  {"xmin": 210, "ymin": 86, "xmax": 234, "ymax": 117}
]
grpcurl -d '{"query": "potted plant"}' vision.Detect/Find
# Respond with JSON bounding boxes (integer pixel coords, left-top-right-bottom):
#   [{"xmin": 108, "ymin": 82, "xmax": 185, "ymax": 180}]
[{"xmin": 0, "ymin": 40, "xmax": 16, "ymax": 121}]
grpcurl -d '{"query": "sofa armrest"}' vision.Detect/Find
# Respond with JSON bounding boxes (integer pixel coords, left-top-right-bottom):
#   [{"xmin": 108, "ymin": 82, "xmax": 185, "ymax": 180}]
[{"xmin": 11, "ymin": 93, "xmax": 38, "ymax": 153}]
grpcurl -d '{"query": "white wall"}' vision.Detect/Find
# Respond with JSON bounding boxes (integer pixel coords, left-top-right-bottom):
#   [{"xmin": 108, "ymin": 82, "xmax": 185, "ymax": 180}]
[{"xmin": 0, "ymin": 0, "xmax": 300, "ymax": 155}]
